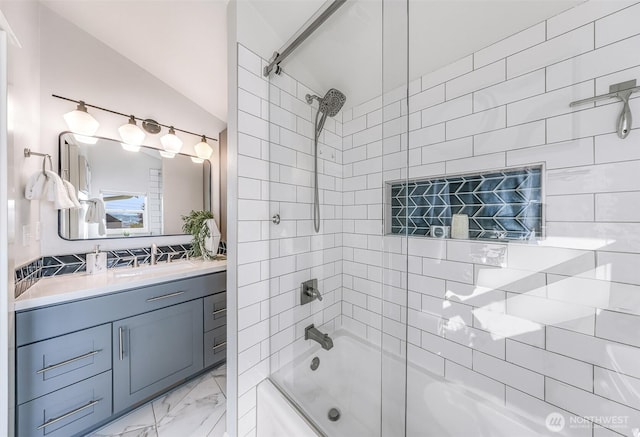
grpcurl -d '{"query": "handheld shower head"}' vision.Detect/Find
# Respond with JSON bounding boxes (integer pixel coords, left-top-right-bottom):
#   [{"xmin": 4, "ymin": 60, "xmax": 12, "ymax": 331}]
[
  {"xmin": 319, "ymin": 88, "xmax": 346, "ymax": 117},
  {"xmin": 305, "ymin": 88, "xmax": 346, "ymax": 117}
]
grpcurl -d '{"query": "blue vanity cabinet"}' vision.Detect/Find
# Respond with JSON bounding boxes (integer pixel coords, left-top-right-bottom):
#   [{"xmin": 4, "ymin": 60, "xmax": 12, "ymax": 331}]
[
  {"xmin": 112, "ymin": 299, "xmax": 204, "ymax": 413},
  {"xmin": 15, "ymin": 271, "xmax": 227, "ymax": 437}
]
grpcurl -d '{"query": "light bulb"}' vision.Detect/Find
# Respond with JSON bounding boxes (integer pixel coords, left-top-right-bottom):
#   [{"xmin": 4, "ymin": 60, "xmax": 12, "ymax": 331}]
[
  {"xmin": 121, "ymin": 143, "xmax": 141, "ymax": 152},
  {"xmin": 159, "ymin": 150, "xmax": 175, "ymax": 159},
  {"xmin": 191, "ymin": 157, "xmax": 204, "ymax": 164},
  {"xmin": 118, "ymin": 116, "xmax": 145, "ymax": 146},
  {"xmin": 194, "ymin": 135, "xmax": 213, "ymax": 159},
  {"xmin": 63, "ymin": 101, "xmax": 99, "ymax": 137},
  {"xmin": 160, "ymin": 127, "xmax": 182, "ymax": 153}
]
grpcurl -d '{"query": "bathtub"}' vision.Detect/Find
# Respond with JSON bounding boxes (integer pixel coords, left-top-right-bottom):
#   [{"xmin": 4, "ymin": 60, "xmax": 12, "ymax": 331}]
[{"xmin": 263, "ymin": 330, "xmax": 559, "ymax": 437}]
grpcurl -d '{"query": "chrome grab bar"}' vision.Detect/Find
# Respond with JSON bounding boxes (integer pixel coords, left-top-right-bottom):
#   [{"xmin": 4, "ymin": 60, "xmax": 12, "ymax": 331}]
[
  {"xmin": 36, "ymin": 399, "xmax": 101, "ymax": 430},
  {"xmin": 146, "ymin": 291, "xmax": 185, "ymax": 302},
  {"xmin": 212, "ymin": 308, "xmax": 227, "ymax": 316},
  {"xmin": 35, "ymin": 350, "xmax": 101, "ymax": 374},
  {"xmin": 212, "ymin": 342, "xmax": 227, "ymax": 351}
]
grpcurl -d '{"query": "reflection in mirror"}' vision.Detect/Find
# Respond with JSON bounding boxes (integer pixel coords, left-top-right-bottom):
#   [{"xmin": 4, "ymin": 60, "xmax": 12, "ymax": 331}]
[{"xmin": 58, "ymin": 132, "xmax": 211, "ymax": 240}]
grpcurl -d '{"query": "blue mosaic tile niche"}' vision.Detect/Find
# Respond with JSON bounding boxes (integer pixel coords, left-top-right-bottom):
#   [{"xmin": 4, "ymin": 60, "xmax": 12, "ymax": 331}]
[{"xmin": 390, "ymin": 167, "xmax": 542, "ymax": 240}]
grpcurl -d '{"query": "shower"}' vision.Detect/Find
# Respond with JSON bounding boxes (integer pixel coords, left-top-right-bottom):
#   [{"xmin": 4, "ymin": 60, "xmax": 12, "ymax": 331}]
[{"xmin": 306, "ymin": 88, "xmax": 346, "ymax": 233}]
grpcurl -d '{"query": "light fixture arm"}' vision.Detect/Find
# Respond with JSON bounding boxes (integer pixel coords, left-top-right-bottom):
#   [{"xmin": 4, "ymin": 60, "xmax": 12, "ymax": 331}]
[
  {"xmin": 569, "ymin": 80, "xmax": 640, "ymax": 139},
  {"xmin": 52, "ymin": 94, "xmax": 218, "ymax": 142}
]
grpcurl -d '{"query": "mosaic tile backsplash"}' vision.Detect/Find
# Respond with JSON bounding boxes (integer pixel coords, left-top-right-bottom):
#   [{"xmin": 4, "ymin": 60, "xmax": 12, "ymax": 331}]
[
  {"xmin": 390, "ymin": 167, "xmax": 542, "ymax": 240},
  {"xmin": 15, "ymin": 241, "xmax": 228, "ymax": 298}
]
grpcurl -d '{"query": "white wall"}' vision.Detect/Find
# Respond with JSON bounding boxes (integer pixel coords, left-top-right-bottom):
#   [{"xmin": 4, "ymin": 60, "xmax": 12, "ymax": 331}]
[
  {"xmin": 2, "ymin": 1, "xmax": 41, "ymax": 268},
  {"xmin": 0, "ymin": 3, "xmax": 41, "ymax": 435},
  {"xmin": 36, "ymin": 4, "xmax": 224, "ymax": 257}
]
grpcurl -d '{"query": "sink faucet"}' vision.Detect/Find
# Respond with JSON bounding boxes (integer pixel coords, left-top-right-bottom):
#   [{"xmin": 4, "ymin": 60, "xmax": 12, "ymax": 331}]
[
  {"xmin": 305, "ymin": 324, "xmax": 333, "ymax": 350},
  {"xmin": 151, "ymin": 243, "xmax": 158, "ymax": 265}
]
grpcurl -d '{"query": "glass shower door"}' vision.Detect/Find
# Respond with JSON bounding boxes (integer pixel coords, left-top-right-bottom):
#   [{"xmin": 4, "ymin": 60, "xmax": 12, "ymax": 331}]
[{"xmin": 404, "ymin": 1, "xmax": 640, "ymax": 436}]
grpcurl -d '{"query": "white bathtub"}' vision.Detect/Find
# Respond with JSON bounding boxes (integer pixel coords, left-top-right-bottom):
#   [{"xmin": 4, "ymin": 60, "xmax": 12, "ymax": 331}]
[{"xmin": 264, "ymin": 330, "xmax": 559, "ymax": 437}]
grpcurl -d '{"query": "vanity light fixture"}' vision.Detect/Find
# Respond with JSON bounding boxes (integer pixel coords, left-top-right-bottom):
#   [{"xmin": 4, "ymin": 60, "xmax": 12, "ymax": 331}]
[
  {"xmin": 52, "ymin": 94, "xmax": 218, "ymax": 155},
  {"xmin": 118, "ymin": 115, "xmax": 145, "ymax": 147},
  {"xmin": 194, "ymin": 135, "xmax": 213, "ymax": 160},
  {"xmin": 63, "ymin": 101, "xmax": 99, "ymax": 144},
  {"xmin": 160, "ymin": 127, "xmax": 183, "ymax": 154}
]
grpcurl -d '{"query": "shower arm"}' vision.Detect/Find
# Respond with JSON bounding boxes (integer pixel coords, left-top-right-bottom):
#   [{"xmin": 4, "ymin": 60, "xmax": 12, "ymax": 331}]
[{"xmin": 569, "ymin": 80, "xmax": 640, "ymax": 139}]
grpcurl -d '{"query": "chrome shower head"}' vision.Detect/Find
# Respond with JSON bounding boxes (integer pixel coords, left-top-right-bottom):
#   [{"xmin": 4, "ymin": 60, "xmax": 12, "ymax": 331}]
[
  {"xmin": 306, "ymin": 88, "xmax": 346, "ymax": 117},
  {"xmin": 319, "ymin": 88, "xmax": 346, "ymax": 117}
]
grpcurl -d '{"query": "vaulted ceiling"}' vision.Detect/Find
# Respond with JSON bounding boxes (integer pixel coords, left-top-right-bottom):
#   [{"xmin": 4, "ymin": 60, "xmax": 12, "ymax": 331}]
[{"xmin": 40, "ymin": 0, "xmax": 584, "ymax": 121}]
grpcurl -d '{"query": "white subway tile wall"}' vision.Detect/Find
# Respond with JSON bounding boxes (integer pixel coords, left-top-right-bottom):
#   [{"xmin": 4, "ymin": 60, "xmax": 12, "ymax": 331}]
[
  {"xmin": 235, "ymin": 44, "xmax": 344, "ymax": 437},
  {"xmin": 235, "ymin": 1, "xmax": 640, "ymax": 435}
]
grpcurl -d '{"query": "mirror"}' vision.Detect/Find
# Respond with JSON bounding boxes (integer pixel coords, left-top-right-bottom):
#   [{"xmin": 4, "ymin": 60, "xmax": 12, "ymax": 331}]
[{"xmin": 58, "ymin": 132, "xmax": 211, "ymax": 240}]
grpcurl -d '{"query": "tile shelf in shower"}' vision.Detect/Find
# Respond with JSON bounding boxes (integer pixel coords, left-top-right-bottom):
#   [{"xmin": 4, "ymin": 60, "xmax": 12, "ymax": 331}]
[{"xmin": 388, "ymin": 166, "xmax": 543, "ymax": 241}]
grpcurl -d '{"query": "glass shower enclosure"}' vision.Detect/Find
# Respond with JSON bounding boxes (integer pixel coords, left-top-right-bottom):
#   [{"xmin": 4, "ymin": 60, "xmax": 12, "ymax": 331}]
[{"xmin": 243, "ymin": 0, "xmax": 640, "ymax": 435}]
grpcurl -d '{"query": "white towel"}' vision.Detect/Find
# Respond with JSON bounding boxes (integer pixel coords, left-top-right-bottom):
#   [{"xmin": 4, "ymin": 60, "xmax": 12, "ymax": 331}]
[
  {"xmin": 62, "ymin": 180, "xmax": 82, "ymax": 209},
  {"xmin": 44, "ymin": 171, "xmax": 75, "ymax": 210},
  {"xmin": 25, "ymin": 172, "xmax": 47, "ymax": 200},
  {"xmin": 85, "ymin": 198, "xmax": 106, "ymax": 236}
]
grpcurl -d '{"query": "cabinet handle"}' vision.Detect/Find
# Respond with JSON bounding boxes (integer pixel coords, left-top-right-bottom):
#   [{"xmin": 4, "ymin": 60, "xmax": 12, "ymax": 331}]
[
  {"xmin": 146, "ymin": 291, "xmax": 185, "ymax": 302},
  {"xmin": 212, "ymin": 308, "xmax": 227, "ymax": 316},
  {"xmin": 212, "ymin": 341, "xmax": 227, "ymax": 351},
  {"xmin": 35, "ymin": 350, "xmax": 101, "ymax": 374},
  {"xmin": 36, "ymin": 399, "xmax": 101, "ymax": 430},
  {"xmin": 118, "ymin": 327, "xmax": 124, "ymax": 361}
]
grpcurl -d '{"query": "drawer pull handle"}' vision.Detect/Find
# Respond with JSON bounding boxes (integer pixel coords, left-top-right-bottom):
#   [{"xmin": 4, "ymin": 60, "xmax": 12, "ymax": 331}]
[
  {"xmin": 212, "ymin": 341, "xmax": 227, "ymax": 351},
  {"xmin": 36, "ymin": 350, "xmax": 101, "ymax": 374},
  {"xmin": 119, "ymin": 327, "xmax": 125, "ymax": 361},
  {"xmin": 212, "ymin": 308, "xmax": 227, "ymax": 316},
  {"xmin": 36, "ymin": 399, "xmax": 101, "ymax": 430},
  {"xmin": 146, "ymin": 291, "xmax": 185, "ymax": 302}
]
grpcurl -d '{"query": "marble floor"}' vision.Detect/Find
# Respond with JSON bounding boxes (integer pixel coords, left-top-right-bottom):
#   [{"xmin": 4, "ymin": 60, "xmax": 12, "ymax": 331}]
[{"xmin": 87, "ymin": 365, "xmax": 227, "ymax": 437}]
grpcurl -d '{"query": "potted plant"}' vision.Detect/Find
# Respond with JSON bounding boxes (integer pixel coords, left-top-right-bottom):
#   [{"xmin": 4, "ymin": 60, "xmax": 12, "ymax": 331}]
[{"xmin": 181, "ymin": 210, "xmax": 219, "ymax": 260}]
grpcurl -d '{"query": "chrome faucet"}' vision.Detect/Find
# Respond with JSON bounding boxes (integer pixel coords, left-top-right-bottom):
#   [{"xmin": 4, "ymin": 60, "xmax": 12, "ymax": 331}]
[
  {"xmin": 151, "ymin": 243, "xmax": 158, "ymax": 265},
  {"xmin": 305, "ymin": 324, "xmax": 333, "ymax": 350}
]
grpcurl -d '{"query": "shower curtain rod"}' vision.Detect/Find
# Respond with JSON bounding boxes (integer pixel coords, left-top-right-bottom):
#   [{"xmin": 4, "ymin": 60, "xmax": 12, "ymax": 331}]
[{"xmin": 263, "ymin": 0, "xmax": 346, "ymax": 77}]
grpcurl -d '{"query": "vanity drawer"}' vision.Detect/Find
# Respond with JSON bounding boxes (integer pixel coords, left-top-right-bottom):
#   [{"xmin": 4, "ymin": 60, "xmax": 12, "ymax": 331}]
[
  {"xmin": 204, "ymin": 292, "xmax": 226, "ymax": 332},
  {"xmin": 17, "ymin": 271, "xmax": 226, "ymax": 346},
  {"xmin": 17, "ymin": 324, "xmax": 111, "ymax": 405},
  {"xmin": 204, "ymin": 325, "xmax": 226, "ymax": 368},
  {"xmin": 17, "ymin": 370, "xmax": 112, "ymax": 437}
]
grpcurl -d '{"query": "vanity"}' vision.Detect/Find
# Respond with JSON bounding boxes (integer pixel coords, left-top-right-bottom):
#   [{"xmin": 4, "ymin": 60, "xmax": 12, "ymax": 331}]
[{"xmin": 14, "ymin": 261, "xmax": 226, "ymax": 437}]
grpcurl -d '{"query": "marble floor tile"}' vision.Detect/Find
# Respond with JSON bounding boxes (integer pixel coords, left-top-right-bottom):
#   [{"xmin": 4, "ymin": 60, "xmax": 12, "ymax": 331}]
[
  {"xmin": 88, "ymin": 366, "xmax": 226, "ymax": 437},
  {"xmin": 152, "ymin": 376, "xmax": 203, "ymax": 423},
  {"xmin": 214, "ymin": 375, "xmax": 227, "ymax": 397},
  {"xmin": 211, "ymin": 364, "xmax": 226, "ymax": 377},
  {"xmin": 207, "ymin": 414, "xmax": 226, "ymax": 437},
  {"xmin": 156, "ymin": 375, "xmax": 226, "ymax": 437},
  {"xmin": 89, "ymin": 404, "xmax": 156, "ymax": 436}
]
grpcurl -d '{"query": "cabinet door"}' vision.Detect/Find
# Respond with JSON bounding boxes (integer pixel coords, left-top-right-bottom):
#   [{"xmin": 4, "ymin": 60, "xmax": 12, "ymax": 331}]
[{"xmin": 113, "ymin": 300, "xmax": 203, "ymax": 412}]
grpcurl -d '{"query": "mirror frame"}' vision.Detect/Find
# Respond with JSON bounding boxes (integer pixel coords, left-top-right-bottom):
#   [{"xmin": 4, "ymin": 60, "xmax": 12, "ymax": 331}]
[{"xmin": 57, "ymin": 131, "xmax": 212, "ymax": 241}]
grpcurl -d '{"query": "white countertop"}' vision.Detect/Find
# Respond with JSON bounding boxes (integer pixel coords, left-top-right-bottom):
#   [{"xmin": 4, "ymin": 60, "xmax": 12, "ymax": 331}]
[{"xmin": 15, "ymin": 259, "xmax": 227, "ymax": 311}]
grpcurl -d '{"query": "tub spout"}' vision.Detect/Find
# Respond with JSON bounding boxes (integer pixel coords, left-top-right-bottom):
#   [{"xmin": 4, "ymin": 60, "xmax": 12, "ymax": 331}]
[{"xmin": 305, "ymin": 324, "xmax": 333, "ymax": 350}]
